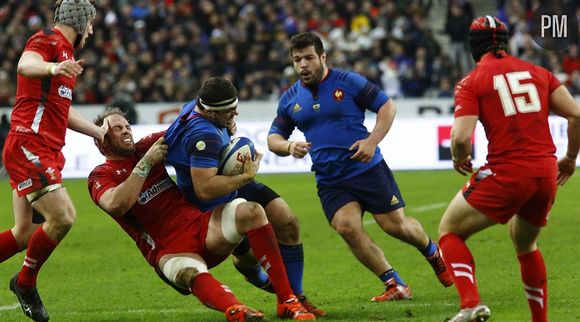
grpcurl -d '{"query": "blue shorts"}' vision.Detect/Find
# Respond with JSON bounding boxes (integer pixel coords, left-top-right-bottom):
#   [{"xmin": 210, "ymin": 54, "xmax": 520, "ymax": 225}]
[{"xmin": 317, "ymin": 160, "xmax": 405, "ymax": 223}]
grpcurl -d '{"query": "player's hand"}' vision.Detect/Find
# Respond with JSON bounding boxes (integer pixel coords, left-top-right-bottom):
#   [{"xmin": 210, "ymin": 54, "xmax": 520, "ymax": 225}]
[
  {"xmin": 53, "ymin": 59, "xmax": 84, "ymax": 78},
  {"xmin": 96, "ymin": 118, "xmax": 109, "ymax": 146},
  {"xmin": 453, "ymin": 156, "xmax": 473, "ymax": 176},
  {"xmin": 226, "ymin": 119, "xmax": 237, "ymax": 136},
  {"xmin": 349, "ymin": 139, "xmax": 376, "ymax": 163},
  {"xmin": 289, "ymin": 141, "xmax": 311, "ymax": 158},
  {"xmin": 143, "ymin": 137, "xmax": 168, "ymax": 166},
  {"xmin": 557, "ymin": 155, "xmax": 576, "ymax": 186},
  {"xmin": 242, "ymin": 151, "xmax": 262, "ymax": 179}
]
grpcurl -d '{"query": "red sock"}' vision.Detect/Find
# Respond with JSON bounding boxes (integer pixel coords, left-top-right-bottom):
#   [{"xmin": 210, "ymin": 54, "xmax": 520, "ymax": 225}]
[
  {"xmin": 518, "ymin": 250, "xmax": 547, "ymax": 322},
  {"xmin": 0, "ymin": 230, "xmax": 21, "ymax": 263},
  {"xmin": 191, "ymin": 272, "xmax": 241, "ymax": 312},
  {"xmin": 246, "ymin": 223, "xmax": 293, "ymax": 303},
  {"xmin": 439, "ymin": 233, "xmax": 480, "ymax": 308},
  {"xmin": 17, "ymin": 227, "xmax": 58, "ymax": 289}
]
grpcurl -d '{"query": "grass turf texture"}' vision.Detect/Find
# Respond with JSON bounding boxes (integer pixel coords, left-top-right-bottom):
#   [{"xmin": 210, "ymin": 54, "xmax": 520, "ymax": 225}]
[{"xmin": 0, "ymin": 170, "xmax": 578, "ymax": 321}]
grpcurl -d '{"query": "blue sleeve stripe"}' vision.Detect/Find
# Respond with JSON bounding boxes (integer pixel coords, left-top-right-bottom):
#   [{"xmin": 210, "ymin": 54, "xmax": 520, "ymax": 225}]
[
  {"xmin": 355, "ymin": 81, "xmax": 381, "ymax": 108},
  {"xmin": 337, "ymin": 71, "xmax": 348, "ymax": 81}
]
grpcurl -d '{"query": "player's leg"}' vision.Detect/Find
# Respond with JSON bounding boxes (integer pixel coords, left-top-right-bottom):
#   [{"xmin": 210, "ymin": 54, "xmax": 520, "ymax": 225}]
[
  {"xmin": 365, "ymin": 160, "xmax": 453, "ymax": 287},
  {"xmin": 510, "ymin": 176, "xmax": 554, "ymax": 322},
  {"xmin": 238, "ymin": 181, "xmax": 324, "ymax": 316},
  {"xmin": 206, "ymin": 199, "xmax": 314, "ymax": 320},
  {"xmin": 0, "ymin": 192, "xmax": 39, "ymax": 262},
  {"xmin": 9, "ymin": 186, "xmax": 74, "ymax": 322},
  {"xmin": 438, "ymin": 191, "xmax": 495, "ymax": 322},
  {"xmin": 330, "ymin": 201, "xmax": 411, "ymax": 302},
  {"xmin": 510, "ymin": 216, "xmax": 547, "ymax": 322}
]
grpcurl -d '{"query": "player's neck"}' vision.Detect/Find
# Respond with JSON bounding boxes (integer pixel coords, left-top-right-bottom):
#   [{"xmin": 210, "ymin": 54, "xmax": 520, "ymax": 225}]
[{"xmin": 54, "ymin": 24, "xmax": 76, "ymax": 47}]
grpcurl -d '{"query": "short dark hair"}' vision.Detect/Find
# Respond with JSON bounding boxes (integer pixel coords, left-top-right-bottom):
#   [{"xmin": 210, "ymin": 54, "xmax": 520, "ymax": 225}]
[
  {"xmin": 196, "ymin": 77, "xmax": 238, "ymax": 111},
  {"xmin": 94, "ymin": 106, "xmax": 125, "ymax": 126},
  {"xmin": 290, "ymin": 32, "xmax": 324, "ymax": 56}
]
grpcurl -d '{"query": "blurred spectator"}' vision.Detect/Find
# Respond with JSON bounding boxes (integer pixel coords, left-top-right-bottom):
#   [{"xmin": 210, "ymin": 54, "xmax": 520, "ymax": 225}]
[
  {"xmin": 0, "ymin": 113, "xmax": 9, "ymax": 171},
  {"xmin": 109, "ymin": 91, "xmax": 138, "ymax": 125},
  {"xmin": 0, "ymin": 0, "xmax": 575, "ymax": 109},
  {"xmin": 445, "ymin": 1, "xmax": 472, "ymax": 74}
]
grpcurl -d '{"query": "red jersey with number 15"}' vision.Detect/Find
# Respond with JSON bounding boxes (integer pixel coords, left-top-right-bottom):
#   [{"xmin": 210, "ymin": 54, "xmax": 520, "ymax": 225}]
[
  {"xmin": 454, "ymin": 54, "xmax": 561, "ymax": 177},
  {"xmin": 10, "ymin": 28, "xmax": 77, "ymax": 150}
]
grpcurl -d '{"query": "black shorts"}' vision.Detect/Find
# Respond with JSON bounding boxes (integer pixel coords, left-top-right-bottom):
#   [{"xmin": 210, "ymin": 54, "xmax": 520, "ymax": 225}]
[
  {"xmin": 237, "ymin": 180, "xmax": 280, "ymax": 208},
  {"xmin": 317, "ymin": 160, "xmax": 405, "ymax": 223}
]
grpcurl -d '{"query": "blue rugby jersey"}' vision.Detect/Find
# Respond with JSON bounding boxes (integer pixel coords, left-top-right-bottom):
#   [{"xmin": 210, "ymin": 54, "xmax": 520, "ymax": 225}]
[
  {"xmin": 164, "ymin": 100, "xmax": 235, "ymax": 210},
  {"xmin": 269, "ymin": 69, "xmax": 390, "ymax": 185}
]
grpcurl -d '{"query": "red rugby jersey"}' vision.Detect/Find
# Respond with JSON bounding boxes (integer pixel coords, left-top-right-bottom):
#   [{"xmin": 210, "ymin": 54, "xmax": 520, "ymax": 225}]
[
  {"xmin": 88, "ymin": 133, "xmax": 204, "ymax": 245},
  {"xmin": 454, "ymin": 53, "xmax": 560, "ymax": 177},
  {"xmin": 10, "ymin": 28, "xmax": 76, "ymax": 149}
]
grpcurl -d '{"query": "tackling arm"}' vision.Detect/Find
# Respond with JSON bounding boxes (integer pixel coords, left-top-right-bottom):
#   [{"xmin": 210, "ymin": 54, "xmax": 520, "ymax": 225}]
[
  {"xmin": 68, "ymin": 107, "xmax": 108, "ymax": 144},
  {"xmin": 98, "ymin": 137, "xmax": 168, "ymax": 216}
]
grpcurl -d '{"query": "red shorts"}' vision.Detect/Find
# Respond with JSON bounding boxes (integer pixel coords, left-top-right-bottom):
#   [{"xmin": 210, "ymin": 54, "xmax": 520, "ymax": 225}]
[
  {"xmin": 462, "ymin": 167, "xmax": 556, "ymax": 227},
  {"xmin": 144, "ymin": 209, "xmax": 228, "ymax": 269},
  {"xmin": 3, "ymin": 133, "xmax": 65, "ymax": 196}
]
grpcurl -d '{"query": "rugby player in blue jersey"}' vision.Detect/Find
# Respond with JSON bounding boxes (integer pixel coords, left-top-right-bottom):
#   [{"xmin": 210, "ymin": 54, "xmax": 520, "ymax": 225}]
[
  {"xmin": 268, "ymin": 32, "xmax": 453, "ymax": 302},
  {"xmin": 164, "ymin": 77, "xmax": 325, "ymax": 317}
]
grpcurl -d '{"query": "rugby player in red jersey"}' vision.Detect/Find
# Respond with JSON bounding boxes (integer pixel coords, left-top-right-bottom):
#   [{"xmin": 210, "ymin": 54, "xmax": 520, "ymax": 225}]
[
  {"xmin": 438, "ymin": 15, "xmax": 580, "ymax": 322},
  {"xmin": 0, "ymin": 1, "xmax": 106, "ymax": 321},
  {"xmin": 88, "ymin": 108, "xmax": 315, "ymax": 321}
]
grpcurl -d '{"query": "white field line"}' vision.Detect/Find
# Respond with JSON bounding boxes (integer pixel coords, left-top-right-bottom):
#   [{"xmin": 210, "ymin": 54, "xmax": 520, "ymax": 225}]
[
  {"xmin": 363, "ymin": 202, "xmax": 447, "ymax": 226},
  {"xmin": 0, "ymin": 303, "xmax": 19, "ymax": 311}
]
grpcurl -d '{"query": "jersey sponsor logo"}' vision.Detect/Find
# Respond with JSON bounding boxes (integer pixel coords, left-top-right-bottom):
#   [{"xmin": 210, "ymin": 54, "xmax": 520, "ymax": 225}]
[
  {"xmin": 94, "ymin": 181, "xmax": 102, "ymax": 190},
  {"xmin": 390, "ymin": 195, "xmax": 399, "ymax": 205},
  {"xmin": 115, "ymin": 169, "xmax": 127, "ymax": 175},
  {"xmin": 58, "ymin": 85, "xmax": 72, "ymax": 100},
  {"xmin": 62, "ymin": 51, "xmax": 69, "ymax": 59},
  {"xmin": 138, "ymin": 177, "xmax": 173, "ymax": 205},
  {"xmin": 313, "ymin": 103, "xmax": 320, "ymax": 113},
  {"xmin": 196, "ymin": 141, "xmax": 206, "ymax": 151},
  {"xmin": 333, "ymin": 89, "xmax": 344, "ymax": 101},
  {"xmin": 17, "ymin": 178, "xmax": 33, "ymax": 192},
  {"xmin": 292, "ymin": 103, "xmax": 302, "ymax": 113}
]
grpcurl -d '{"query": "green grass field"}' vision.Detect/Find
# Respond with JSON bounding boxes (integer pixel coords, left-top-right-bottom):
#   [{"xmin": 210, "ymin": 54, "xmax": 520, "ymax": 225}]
[{"xmin": 0, "ymin": 170, "xmax": 579, "ymax": 321}]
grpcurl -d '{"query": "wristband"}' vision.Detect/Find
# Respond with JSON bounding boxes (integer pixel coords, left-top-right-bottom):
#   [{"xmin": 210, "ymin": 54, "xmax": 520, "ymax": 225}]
[
  {"xmin": 132, "ymin": 158, "xmax": 152, "ymax": 178},
  {"xmin": 46, "ymin": 63, "xmax": 57, "ymax": 76},
  {"xmin": 287, "ymin": 141, "xmax": 293, "ymax": 155}
]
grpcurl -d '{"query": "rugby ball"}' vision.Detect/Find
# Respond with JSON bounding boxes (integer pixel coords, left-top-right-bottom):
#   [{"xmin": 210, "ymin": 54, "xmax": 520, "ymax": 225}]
[{"xmin": 218, "ymin": 137, "xmax": 256, "ymax": 175}]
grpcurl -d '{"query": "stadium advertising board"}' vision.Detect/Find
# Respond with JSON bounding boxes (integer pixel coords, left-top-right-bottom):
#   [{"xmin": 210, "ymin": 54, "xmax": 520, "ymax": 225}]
[{"xmin": 60, "ymin": 116, "xmax": 576, "ymax": 178}]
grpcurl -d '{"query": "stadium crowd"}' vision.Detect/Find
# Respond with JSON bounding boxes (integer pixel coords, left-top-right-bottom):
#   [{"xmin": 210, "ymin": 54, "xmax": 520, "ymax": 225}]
[{"xmin": 0, "ymin": 0, "xmax": 578, "ymax": 108}]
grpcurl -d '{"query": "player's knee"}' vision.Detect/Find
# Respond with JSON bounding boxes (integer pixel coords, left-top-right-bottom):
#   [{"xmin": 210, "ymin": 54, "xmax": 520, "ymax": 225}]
[
  {"xmin": 236, "ymin": 201, "xmax": 268, "ymax": 229},
  {"xmin": 332, "ymin": 222, "xmax": 359, "ymax": 242},
  {"xmin": 162, "ymin": 257, "xmax": 208, "ymax": 288},
  {"xmin": 267, "ymin": 205, "xmax": 300, "ymax": 243}
]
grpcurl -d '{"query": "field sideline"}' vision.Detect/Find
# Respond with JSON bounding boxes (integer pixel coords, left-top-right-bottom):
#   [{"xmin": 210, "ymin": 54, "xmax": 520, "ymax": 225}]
[{"xmin": 0, "ymin": 170, "xmax": 579, "ymax": 321}]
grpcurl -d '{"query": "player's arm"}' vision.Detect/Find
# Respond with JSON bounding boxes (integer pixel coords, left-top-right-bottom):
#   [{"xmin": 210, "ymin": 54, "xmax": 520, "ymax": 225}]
[
  {"xmin": 68, "ymin": 107, "xmax": 108, "ymax": 145},
  {"xmin": 190, "ymin": 161, "xmax": 256, "ymax": 201},
  {"xmin": 350, "ymin": 99, "xmax": 395, "ymax": 162},
  {"xmin": 97, "ymin": 137, "xmax": 168, "ymax": 216},
  {"xmin": 550, "ymin": 85, "xmax": 580, "ymax": 185},
  {"xmin": 18, "ymin": 51, "xmax": 84, "ymax": 78},
  {"xmin": 451, "ymin": 115, "xmax": 477, "ymax": 175},
  {"xmin": 267, "ymin": 111, "xmax": 310, "ymax": 158}
]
